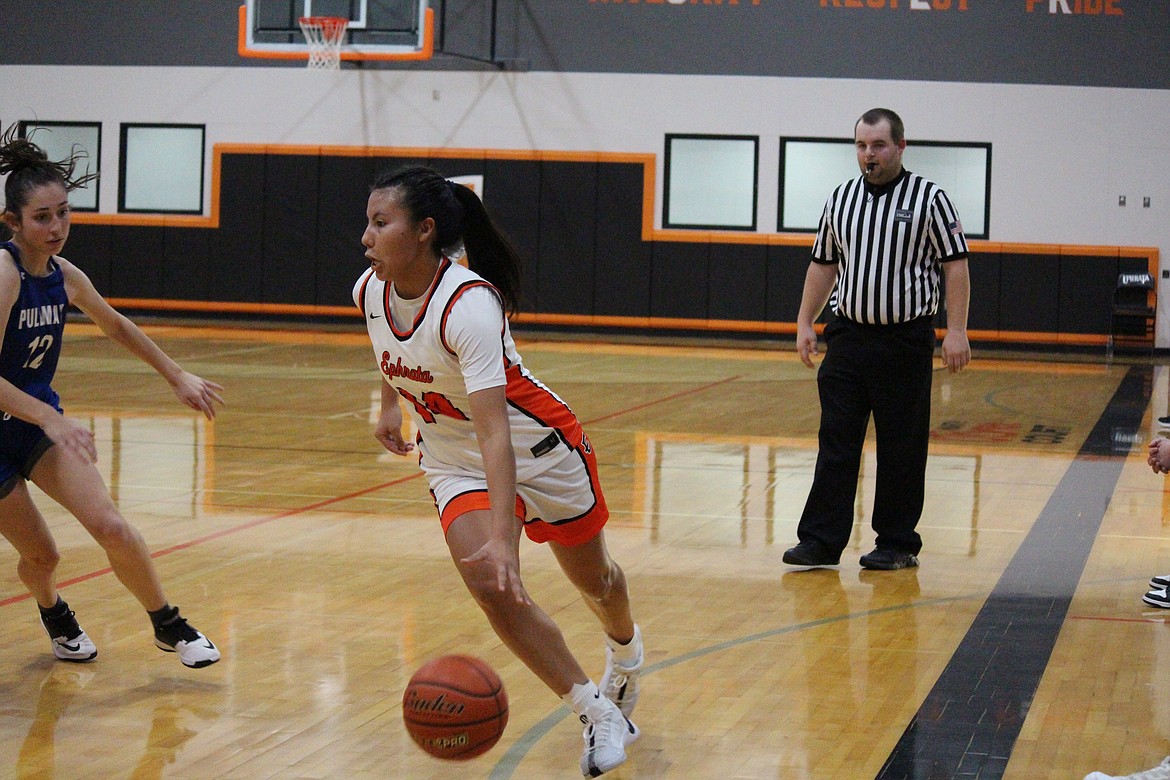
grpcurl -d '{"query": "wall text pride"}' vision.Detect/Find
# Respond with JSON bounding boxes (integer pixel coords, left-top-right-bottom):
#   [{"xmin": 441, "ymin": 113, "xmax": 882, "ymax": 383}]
[{"xmin": 1025, "ymin": 0, "xmax": 1123, "ymax": 13}]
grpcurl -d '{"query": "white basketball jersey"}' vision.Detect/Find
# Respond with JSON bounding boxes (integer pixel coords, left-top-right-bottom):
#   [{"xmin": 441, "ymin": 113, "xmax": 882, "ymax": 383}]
[{"xmin": 354, "ymin": 258, "xmax": 583, "ymax": 479}]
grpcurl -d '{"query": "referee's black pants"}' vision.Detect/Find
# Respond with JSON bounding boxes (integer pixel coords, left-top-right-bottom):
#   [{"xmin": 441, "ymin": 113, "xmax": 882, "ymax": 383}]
[{"xmin": 796, "ymin": 314, "xmax": 936, "ymax": 556}]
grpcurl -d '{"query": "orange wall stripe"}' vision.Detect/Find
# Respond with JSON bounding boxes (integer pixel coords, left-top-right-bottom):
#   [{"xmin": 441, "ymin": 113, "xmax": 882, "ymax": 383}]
[
  {"xmin": 105, "ymin": 298, "xmax": 357, "ymax": 318},
  {"xmin": 95, "ymin": 298, "xmax": 1120, "ymax": 345}
]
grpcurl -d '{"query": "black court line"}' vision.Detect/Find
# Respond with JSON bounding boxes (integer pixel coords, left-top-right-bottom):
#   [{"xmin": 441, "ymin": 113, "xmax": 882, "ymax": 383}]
[{"xmin": 876, "ymin": 365, "xmax": 1153, "ymax": 779}]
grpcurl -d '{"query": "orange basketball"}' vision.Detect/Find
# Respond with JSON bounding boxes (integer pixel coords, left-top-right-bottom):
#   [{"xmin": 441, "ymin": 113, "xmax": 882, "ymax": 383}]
[{"xmin": 402, "ymin": 654, "xmax": 509, "ymax": 760}]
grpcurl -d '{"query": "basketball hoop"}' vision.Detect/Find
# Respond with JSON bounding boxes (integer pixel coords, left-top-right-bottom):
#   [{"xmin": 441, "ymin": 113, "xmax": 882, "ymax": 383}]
[{"xmin": 298, "ymin": 16, "xmax": 348, "ymax": 70}]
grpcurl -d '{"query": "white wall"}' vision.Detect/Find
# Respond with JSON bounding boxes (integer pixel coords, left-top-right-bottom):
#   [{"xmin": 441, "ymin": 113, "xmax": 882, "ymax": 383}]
[{"xmin": 4, "ymin": 66, "xmax": 1169, "ymax": 343}]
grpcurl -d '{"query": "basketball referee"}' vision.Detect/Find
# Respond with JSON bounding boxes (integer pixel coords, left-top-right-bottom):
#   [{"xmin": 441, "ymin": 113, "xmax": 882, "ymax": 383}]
[{"xmin": 783, "ymin": 107, "xmax": 971, "ymax": 571}]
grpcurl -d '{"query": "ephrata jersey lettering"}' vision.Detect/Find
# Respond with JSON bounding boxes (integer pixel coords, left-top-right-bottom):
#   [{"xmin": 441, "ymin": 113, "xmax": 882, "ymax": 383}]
[
  {"xmin": 0, "ymin": 241, "xmax": 65, "ymax": 410},
  {"xmin": 354, "ymin": 258, "xmax": 583, "ymax": 480}
]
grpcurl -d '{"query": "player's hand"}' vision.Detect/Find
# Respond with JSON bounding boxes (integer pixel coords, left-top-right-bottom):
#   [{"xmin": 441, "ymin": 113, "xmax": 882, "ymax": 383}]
[
  {"xmin": 374, "ymin": 417, "xmax": 415, "ymax": 456},
  {"xmin": 1149, "ymin": 439, "xmax": 1170, "ymax": 473},
  {"xmin": 170, "ymin": 371, "xmax": 225, "ymax": 420},
  {"xmin": 796, "ymin": 323, "xmax": 820, "ymax": 368},
  {"xmin": 461, "ymin": 537, "xmax": 529, "ymax": 605},
  {"xmin": 41, "ymin": 414, "xmax": 97, "ymax": 464}
]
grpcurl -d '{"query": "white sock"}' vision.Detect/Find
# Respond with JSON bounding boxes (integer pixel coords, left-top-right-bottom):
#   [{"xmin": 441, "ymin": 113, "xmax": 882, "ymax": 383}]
[
  {"xmin": 607, "ymin": 624, "xmax": 642, "ymax": 667},
  {"xmin": 563, "ymin": 680, "xmax": 604, "ymax": 718}
]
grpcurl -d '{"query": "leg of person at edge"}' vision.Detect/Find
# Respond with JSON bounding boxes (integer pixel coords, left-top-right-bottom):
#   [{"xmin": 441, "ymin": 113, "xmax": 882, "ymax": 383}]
[{"xmin": 1142, "ymin": 438, "xmax": 1170, "ymax": 609}]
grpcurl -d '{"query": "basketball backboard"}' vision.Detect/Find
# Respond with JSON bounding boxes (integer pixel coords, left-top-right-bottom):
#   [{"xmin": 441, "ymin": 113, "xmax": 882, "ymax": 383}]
[{"xmin": 239, "ymin": 0, "xmax": 433, "ymax": 62}]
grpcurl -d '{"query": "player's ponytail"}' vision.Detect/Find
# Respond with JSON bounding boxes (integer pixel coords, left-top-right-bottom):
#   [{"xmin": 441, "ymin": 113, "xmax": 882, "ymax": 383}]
[
  {"xmin": 448, "ymin": 182, "xmax": 522, "ymax": 316},
  {"xmin": 371, "ymin": 165, "xmax": 523, "ymax": 315}
]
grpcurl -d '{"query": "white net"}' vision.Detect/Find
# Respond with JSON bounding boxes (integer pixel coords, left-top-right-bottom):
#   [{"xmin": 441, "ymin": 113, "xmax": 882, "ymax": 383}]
[{"xmin": 298, "ymin": 16, "xmax": 348, "ymax": 70}]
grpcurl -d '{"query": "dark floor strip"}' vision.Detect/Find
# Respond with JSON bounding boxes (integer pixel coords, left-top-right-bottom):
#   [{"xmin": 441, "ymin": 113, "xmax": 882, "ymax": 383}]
[{"xmin": 875, "ymin": 365, "xmax": 1153, "ymax": 779}]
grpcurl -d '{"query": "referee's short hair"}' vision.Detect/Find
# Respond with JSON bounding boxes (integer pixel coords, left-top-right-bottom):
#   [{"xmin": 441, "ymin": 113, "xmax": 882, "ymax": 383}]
[{"xmin": 856, "ymin": 108, "xmax": 904, "ymax": 144}]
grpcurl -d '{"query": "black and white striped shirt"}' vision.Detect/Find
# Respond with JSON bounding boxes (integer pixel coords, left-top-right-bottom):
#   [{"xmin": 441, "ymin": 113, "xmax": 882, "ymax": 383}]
[{"xmin": 812, "ymin": 169, "xmax": 968, "ymax": 326}]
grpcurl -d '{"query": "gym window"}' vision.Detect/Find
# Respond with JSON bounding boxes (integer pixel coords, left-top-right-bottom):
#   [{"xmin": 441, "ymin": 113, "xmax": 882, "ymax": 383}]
[
  {"xmin": 119, "ymin": 124, "xmax": 206, "ymax": 215},
  {"xmin": 778, "ymin": 137, "xmax": 991, "ymax": 239},
  {"xmin": 664, "ymin": 134, "xmax": 759, "ymax": 231}
]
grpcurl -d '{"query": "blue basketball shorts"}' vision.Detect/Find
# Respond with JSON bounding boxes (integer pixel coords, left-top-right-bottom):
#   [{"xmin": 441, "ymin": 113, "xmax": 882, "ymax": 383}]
[{"xmin": 0, "ymin": 412, "xmax": 57, "ymax": 499}]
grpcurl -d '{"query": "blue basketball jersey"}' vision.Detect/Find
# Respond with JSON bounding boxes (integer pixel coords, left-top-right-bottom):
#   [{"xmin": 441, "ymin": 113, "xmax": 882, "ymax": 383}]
[{"xmin": 0, "ymin": 241, "xmax": 66, "ymax": 409}]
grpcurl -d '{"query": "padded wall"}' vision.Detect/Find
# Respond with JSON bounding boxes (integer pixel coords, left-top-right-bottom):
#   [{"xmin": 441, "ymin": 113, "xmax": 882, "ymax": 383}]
[
  {"xmin": 210, "ymin": 153, "xmax": 266, "ymax": 302},
  {"xmin": 65, "ymin": 150, "xmax": 1157, "ymax": 346},
  {"xmin": 537, "ymin": 162, "xmax": 598, "ymax": 316},
  {"xmin": 594, "ymin": 162, "xmax": 652, "ymax": 319},
  {"xmin": 315, "ymin": 155, "xmax": 384, "ymax": 308}
]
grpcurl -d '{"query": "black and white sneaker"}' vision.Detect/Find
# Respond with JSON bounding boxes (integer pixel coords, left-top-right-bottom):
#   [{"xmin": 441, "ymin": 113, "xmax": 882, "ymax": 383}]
[
  {"xmin": 579, "ymin": 694, "xmax": 639, "ymax": 777},
  {"xmin": 1150, "ymin": 574, "xmax": 1170, "ymax": 591},
  {"xmin": 1143, "ymin": 588, "xmax": 1170, "ymax": 609},
  {"xmin": 40, "ymin": 606, "xmax": 98, "ymax": 663},
  {"xmin": 154, "ymin": 611, "xmax": 220, "ymax": 668}
]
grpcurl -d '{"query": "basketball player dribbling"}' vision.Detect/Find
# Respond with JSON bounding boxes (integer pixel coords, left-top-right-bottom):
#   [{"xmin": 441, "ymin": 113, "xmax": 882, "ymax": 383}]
[{"xmin": 354, "ymin": 165, "xmax": 643, "ymax": 776}]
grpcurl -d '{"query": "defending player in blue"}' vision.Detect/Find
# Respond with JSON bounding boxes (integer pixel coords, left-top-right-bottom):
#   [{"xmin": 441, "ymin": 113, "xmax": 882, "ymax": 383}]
[{"xmin": 0, "ymin": 125, "xmax": 224, "ymax": 668}]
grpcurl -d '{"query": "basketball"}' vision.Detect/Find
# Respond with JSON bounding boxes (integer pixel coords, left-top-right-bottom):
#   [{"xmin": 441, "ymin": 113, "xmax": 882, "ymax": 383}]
[{"xmin": 402, "ymin": 654, "xmax": 509, "ymax": 760}]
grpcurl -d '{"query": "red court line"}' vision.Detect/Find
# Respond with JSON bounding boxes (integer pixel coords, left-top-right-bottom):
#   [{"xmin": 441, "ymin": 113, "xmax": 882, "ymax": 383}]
[
  {"xmin": 1, "ymin": 374, "xmax": 741, "ymax": 608},
  {"xmin": 0, "ymin": 474, "xmax": 422, "ymax": 608},
  {"xmin": 582, "ymin": 374, "xmax": 743, "ymax": 425}
]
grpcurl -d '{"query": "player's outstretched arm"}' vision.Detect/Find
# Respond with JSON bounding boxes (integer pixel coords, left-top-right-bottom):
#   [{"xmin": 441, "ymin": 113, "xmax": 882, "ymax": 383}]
[{"xmin": 59, "ymin": 258, "xmax": 224, "ymax": 420}]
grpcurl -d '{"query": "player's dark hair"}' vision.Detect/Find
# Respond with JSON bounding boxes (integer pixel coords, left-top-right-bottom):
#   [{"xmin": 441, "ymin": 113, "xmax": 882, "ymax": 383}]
[
  {"xmin": 0, "ymin": 123, "xmax": 98, "ymax": 241},
  {"xmin": 371, "ymin": 165, "xmax": 523, "ymax": 315},
  {"xmin": 856, "ymin": 108, "xmax": 905, "ymax": 144}
]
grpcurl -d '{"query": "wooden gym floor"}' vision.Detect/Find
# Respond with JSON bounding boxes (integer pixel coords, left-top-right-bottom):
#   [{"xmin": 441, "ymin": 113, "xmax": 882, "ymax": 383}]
[{"xmin": 2, "ymin": 323, "xmax": 1169, "ymax": 779}]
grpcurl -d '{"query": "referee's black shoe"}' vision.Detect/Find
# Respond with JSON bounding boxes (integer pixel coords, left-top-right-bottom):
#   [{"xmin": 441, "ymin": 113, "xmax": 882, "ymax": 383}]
[
  {"xmin": 782, "ymin": 541, "xmax": 840, "ymax": 567},
  {"xmin": 859, "ymin": 548, "xmax": 919, "ymax": 570}
]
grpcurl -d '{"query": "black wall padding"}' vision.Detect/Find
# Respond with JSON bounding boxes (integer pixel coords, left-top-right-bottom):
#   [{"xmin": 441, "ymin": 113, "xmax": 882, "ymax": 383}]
[
  {"xmin": 483, "ymin": 158, "xmax": 542, "ymax": 314},
  {"xmin": 66, "ymin": 223, "xmax": 112, "ymax": 293},
  {"xmin": 1059, "ymin": 255, "xmax": 1123, "ymax": 336},
  {"xmin": 209, "ymin": 153, "xmax": 266, "ymax": 302},
  {"xmin": 593, "ymin": 163, "xmax": 651, "ymax": 319},
  {"xmin": 111, "ymin": 225, "xmax": 165, "ymax": 299},
  {"xmin": 710, "ymin": 242, "xmax": 767, "ymax": 322},
  {"xmin": 316, "ymin": 155, "xmax": 383, "ymax": 308},
  {"xmin": 260, "ymin": 155, "xmax": 321, "ymax": 304},
  {"xmin": 765, "ymin": 244, "xmax": 811, "ymax": 325},
  {"xmin": 60, "ymin": 151, "xmax": 1157, "ymax": 345},
  {"xmin": 966, "ymin": 251, "xmax": 1000, "ymax": 332},
  {"xmin": 651, "ymin": 241, "xmax": 709, "ymax": 319},
  {"xmin": 1000, "ymin": 252, "xmax": 1061, "ymax": 334},
  {"xmin": 163, "ymin": 225, "xmax": 212, "ymax": 303},
  {"xmin": 537, "ymin": 162, "xmax": 598, "ymax": 316}
]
